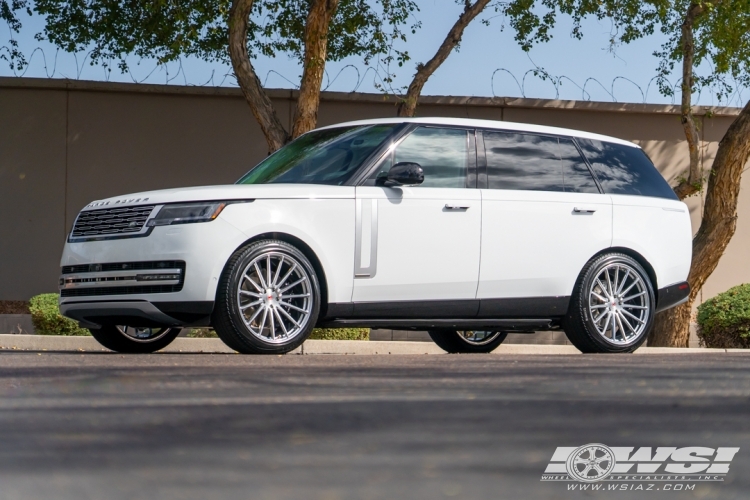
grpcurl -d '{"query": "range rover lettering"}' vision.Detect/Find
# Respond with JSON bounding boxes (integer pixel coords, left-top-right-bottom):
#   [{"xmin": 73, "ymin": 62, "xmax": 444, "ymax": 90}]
[{"xmin": 59, "ymin": 118, "xmax": 692, "ymax": 354}]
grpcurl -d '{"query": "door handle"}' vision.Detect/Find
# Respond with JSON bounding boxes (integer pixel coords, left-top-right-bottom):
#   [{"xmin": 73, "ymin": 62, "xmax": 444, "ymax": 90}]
[
  {"xmin": 573, "ymin": 207, "xmax": 596, "ymax": 214},
  {"xmin": 445, "ymin": 204, "xmax": 470, "ymax": 210}
]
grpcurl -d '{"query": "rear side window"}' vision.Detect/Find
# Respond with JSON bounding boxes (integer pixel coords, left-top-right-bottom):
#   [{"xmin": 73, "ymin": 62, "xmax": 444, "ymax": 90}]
[
  {"xmin": 483, "ymin": 131, "xmax": 599, "ymax": 193},
  {"xmin": 559, "ymin": 139, "xmax": 600, "ymax": 193},
  {"xmin": 577, "ymin": 139, "xmax": 678, "ymax": 200},
  {"xmin": 484, "ymin": 132, "xmax": 564, "ymax": 192}
]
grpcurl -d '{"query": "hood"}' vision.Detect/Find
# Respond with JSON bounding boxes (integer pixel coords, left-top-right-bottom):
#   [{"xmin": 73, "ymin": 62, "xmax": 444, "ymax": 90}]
[{"xmin": 80, "ymin": 184, "xmax": 355, "ymax": 211}]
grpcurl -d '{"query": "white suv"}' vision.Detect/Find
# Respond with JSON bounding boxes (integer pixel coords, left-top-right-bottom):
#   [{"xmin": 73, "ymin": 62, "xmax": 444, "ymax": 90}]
[{"xmin": 59, "ymin": 117, "xmax": 692, "ymax": 354}]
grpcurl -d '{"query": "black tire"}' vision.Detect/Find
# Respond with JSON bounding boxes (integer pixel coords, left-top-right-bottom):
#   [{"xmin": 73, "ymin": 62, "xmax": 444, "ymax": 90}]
[
  {"xmin": 213, "ymin": 239, "xmax": 321, "ymax": 354},
  {"xmin": 563, "ymin": 252, "xmax": 655, "ymax": 353},
  {"xmin": 428, "ymin": 330, "xmax": 508, "ymax": 353},
  {"xmin": 89, "ymin": 325, "xmax": 181, "ymax": 353}
]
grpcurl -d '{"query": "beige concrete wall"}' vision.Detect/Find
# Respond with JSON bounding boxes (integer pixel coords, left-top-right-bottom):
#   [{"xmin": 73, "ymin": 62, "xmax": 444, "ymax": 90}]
[{"xmin": 1, "ymin": 77, "xmax": 748, "ymax": 304}]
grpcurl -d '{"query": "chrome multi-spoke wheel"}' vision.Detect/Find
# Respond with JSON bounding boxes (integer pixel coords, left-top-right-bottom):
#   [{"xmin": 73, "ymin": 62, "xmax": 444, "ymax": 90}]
[
  {"xmin": 457, "ymin": 331, "xmax": 504, "ymax": 346},
  {"xmin": 213, "ymin": 240, "xmax": 321, "ymax": 354},
  {"xmin": 429, "ymin": 330, "xmax": 508, "ymax": 353},
  {"xmin": 588, "ymin": 263, "xmax": 649, "ymax": 345},
  {"xmin": 116, "ymin": 325, "xmax": 174, "ymax": 343},
  {"xmin": 236, "ymin": 251, "xmax": 313, "ymax": 344},
  {"xmin": 89, "ymin": 325, "xmax": 181, "ymax": 353},
  {"xmin": 564, "ymin": 253, "xmax": 654, "ymax": 353}
]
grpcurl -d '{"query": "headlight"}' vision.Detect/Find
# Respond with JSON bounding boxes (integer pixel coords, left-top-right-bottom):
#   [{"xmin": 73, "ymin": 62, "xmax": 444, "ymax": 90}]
[{"xmin": 146, "ymin": 202, "xmax": 227, "ymax": 226}]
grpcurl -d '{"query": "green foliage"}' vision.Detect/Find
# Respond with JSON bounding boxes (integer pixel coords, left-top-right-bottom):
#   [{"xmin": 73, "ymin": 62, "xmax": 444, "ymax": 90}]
[
  {"xmin": 309, "ymin": 328, "xmax": 369, "ymax": 340},
  {"xmin": 0, "ymin": 0, "xmax": 31, "ymax": 70},
  {"xmin": 188, "ymin": 327, "xmax": 368, "ymax": 339},
  {"xmin": 511, "ymin": 1, "xmax": 750, "ymax": 101},
  {"xmin": 697, "ymin": 283, "xmax": 750, "ymax": 348},
  {"xmin": 186, "ymin": 328, "xmax": 219, "ymax": 338},
  {"xmin": 29, "ymin": 293, "xmax": 90, "ymax": 336},
  {"xmin": 31, "ymin": 0, "xmax": 419, "ymax": 74}
]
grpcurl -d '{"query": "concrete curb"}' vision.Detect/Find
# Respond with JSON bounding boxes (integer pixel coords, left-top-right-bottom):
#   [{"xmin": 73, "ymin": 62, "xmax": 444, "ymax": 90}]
[{"xmin": 0, "ymin": 335, "xmax": 746, "ymax": 354}]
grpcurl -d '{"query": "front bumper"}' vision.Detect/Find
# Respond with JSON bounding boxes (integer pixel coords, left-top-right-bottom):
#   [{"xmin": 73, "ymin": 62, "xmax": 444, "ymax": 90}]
[
  {"xmin": 59, "ymin": 216, "xmax": 248, "ymax": 328},
  {"xmin": 60, "ymin": 300, "xmax": 215, "ymax": 329}
]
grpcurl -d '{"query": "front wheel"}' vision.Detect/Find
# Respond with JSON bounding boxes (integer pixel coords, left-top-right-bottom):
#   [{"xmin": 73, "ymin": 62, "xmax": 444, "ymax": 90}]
[
  {"xmin": 428, "ymin": 330, "xmax": 508, "ymax": 353},
  {"xmin": 212, "ymin": 239, "xmax": 321, "ymax": 354},
  {"xmin": 89, "ymin": 325, "xmax": 181, "ymax": 353},
  {"xmin": 563, "ymin": 253, "xmax": 655, "ymax": 353}
]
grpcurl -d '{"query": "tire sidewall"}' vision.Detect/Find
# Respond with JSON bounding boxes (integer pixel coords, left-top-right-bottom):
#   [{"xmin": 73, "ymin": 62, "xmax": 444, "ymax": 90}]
[
  {"xmin": 429, "ymin": 330, "xmax": 508, "ymax": 353},
  {"xmin": 223, "ymin": 240, "xmax": 321, "ymax": 354},
  {"xmin": 89, "ymin": 325, "xmax": 181, "ymax": 353},
  {"xmin": 579, "ymin": 254, "xmax": 655, "ymax": 353}
]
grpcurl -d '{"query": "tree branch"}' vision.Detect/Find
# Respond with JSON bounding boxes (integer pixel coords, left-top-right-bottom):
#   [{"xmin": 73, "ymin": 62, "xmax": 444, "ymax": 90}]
[
  {"xmin": 228, "ymin": 0, "xmax": 289, "ymax": 153},
  {"xmin": 649, "ymin": 98, "xmax": 750, "ymax": 347},
  {"xmin": 673, "ymin": 2, "xmax": 706, "ymax": 199},
  {"xmin": 291, "ymin": 0, "xmax": 340, "ymax": 139},
  {"xmin": 396, "ymin": 0, "xmax": 491, "ymax": 117}
]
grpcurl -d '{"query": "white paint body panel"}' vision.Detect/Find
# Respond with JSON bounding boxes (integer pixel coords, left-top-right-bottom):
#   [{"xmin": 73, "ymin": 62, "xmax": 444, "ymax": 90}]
[
  {"xmin": 610, "ymin": 195, "xmax": 692, "ymax": 289},
  {"xmin": 352, "ymin": 186, "xmax": 481, "ymax": 302},
  {"xmin": 60, "ymin": 185, "xmax": 356, "ymax": 306},
  {"xmin": 478, "ymin": 190, "xmax": 613, "ymax": 298}
]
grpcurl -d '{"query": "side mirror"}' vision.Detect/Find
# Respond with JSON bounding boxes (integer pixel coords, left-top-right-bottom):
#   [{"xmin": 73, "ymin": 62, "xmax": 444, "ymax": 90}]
[{"xmin": 384, "ymin": 162, "xmax": 424, "ymax": 186}]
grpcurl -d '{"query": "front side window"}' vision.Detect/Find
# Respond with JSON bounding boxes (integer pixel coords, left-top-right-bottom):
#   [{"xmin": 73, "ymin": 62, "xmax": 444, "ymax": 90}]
[
  {"xmin": 236, "ymin": 124, "xmax": 397, "ymax": 186},
  {"xmin": 577, "ymin": 139, "xmax": 678, "ymax": 200},
  {"xmin": 370, "ymin": 127, "xmax": 470, "ymax": 188}
]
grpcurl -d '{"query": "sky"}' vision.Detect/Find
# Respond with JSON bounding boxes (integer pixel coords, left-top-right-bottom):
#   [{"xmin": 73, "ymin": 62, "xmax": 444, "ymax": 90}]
[{"xmin": 1, "ymin": 1, "xmax": 743, "ymax": 107}]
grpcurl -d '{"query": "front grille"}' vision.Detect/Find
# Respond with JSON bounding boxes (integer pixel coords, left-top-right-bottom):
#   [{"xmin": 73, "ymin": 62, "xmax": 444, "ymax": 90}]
[
  {"xmin": 60, "ymin": 284, "xmax": 183, "ymax": 297},
  {"xmin": 62, "ymin": 260, "xmax": 184, "ymax": 275},
  {"xmin": 70, "ymin": 205, "xmax": 155, "ymax": 239},
  {"xmin": 60, "ymin": 261, "xmax": 186, "ymax": 298}
]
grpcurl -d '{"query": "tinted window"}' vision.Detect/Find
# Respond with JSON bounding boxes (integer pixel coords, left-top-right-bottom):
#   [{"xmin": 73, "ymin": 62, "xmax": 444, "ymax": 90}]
[
  {"xmin": 484, "ymin": 132, "xmax": 564, "ymax": 191},
  {"xmin": 577, "ymin": 139, "xmax": 678, "ymax": 200},
  {"xmin": 559, "ymin": 139, "xmax": 600, "ymax": 193},
  {"xmin": 371, "ymin": 127, "xmax": 469, "ymax": 188},
  {"xmin": 237, "ymin": 125, "xmax": 396, "ymax": 185}
]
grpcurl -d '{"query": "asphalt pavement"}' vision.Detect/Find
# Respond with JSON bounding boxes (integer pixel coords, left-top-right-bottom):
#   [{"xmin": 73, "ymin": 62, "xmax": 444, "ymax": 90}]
[{"xmin": 0, "ymin": 352, "xmax": 748, "ymax": 500}]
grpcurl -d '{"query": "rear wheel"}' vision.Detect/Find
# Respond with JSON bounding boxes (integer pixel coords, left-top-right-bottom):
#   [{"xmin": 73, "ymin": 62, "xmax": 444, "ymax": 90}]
[
  {"xmin": 213, "ymin": 239, "xmax": 321, "ymax": 354},
  {"xmin": 563, "ymin": 253, "xmax": 655, "ymax": 353},
  {"xmin": 428, "ymin": 330, "xmax": 508, "ymax": 353},
  {"xmin": 89, "ymin": 325, "xmax": 181, "ymax": 353}
]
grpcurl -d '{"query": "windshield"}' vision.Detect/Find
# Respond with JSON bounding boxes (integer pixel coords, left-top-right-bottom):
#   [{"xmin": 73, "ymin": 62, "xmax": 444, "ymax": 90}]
[{"xmin": 236, "ymin": 124, "xmax": 398, "ymax": 185}]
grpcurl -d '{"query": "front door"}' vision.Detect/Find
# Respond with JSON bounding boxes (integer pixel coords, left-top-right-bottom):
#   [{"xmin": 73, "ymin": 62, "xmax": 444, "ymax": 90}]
[
  {"xmin": 477, "ymin": 130, "xmax": 613, "ymax": 317},
  {"xmin": 352, "ymin": 126, "xmax": 481, "ymax": 316}
]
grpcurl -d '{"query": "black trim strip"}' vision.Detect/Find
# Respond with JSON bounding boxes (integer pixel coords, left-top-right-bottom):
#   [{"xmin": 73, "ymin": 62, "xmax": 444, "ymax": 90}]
[
  {"xmin": 318, "ymin": 318, "xmax": 552, "ymax": 332},
  {"xmin": 478, "ymin": 296, "xmax": 569, "ymax": 318},
  {"xmin": 322, "ymin": 296, "xmax": 570, "ymax": 322},
  {"xmin": 153, "ymin": 301, "xmax": 214, "ymax": 323},
  {"xmin": 656, "ymin": 281, "xmax": 690, "ymax": 312}
]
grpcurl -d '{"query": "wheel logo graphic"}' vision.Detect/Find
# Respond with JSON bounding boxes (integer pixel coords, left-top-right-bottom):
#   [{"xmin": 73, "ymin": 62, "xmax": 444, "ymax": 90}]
[{"xmin": 566, "ymin": 444, "xmax": 616, "ymax": 482}]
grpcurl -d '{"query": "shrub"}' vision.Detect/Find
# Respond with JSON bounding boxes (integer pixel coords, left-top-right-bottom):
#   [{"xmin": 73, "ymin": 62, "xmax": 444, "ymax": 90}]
[
  {"xmin": 186, "ymin": 329, "xmax": 219, "ymax": 338},
  {"xmin": 29, "ymin": 293, "xmax": 91, "ymax": 336},
  {"xmin": 697, "ymin": 284, "xmax": 750, "ymax": 348},
  {"xmin": 185, "ymin": 328, "xmax": 367, "ymax": 340},
  {"xmin": 308, "ymin": 328, "xmax": 369, "ymax": 341}
]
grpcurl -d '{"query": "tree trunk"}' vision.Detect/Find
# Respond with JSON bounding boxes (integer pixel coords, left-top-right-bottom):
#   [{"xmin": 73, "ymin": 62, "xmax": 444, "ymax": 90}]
[
  {"xmin": 396, "ymin": 0, "xmax": 491, "ymax": 117},
  {"xmin": 673, "ymin": 2, "xmax": 705, "ymax": 199},
  {"xmin": 228, "ymin": 0, "xmax": 289, "ymax": 153},
  {"xmin": 291, "ymin": 0, "xmax": 340, "ymax": 139},
  {"xmin": 649, "ymin": 99, "xmax": 750, "ymax": 346}
]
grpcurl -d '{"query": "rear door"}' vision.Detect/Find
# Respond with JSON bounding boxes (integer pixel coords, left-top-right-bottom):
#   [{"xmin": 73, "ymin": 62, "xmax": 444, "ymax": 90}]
[
  {"xmin": 352, "ymin": 126, "xmax": 481, "ymax": 315},
  {"xmin": 477, "ymin": 131, "xmax": 612, "ymax": 317}
]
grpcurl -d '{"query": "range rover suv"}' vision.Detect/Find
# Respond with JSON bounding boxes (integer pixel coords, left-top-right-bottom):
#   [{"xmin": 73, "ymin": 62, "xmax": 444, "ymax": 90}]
[{"xmin": 59, "ymin": 117, "xmax": 691, "ymax": 354}]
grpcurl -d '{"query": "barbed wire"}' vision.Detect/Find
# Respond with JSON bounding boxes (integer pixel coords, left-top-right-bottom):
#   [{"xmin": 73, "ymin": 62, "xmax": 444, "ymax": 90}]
[{"xmin": 2, "ymin": 44, "xmax": 748, "ymax": 107}]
